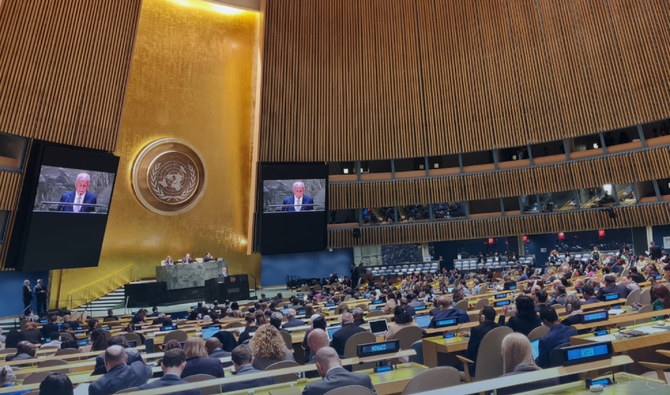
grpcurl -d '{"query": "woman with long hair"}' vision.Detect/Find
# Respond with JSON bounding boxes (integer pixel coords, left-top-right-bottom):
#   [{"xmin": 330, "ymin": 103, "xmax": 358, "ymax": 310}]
[
  {"xmin": 249, "ymin": 324, "xmax": 295, "ymax": 370},
  {"xmin": 497, "ymin": 333, "xmax": 557, "ymax": 394},
  {"xmin": 181, "ymin": 337, "xmax": 224, "ymax": 378}
]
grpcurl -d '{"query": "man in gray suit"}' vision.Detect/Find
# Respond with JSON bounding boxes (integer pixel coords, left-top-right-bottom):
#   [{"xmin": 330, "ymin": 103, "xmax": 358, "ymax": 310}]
[
  {"xmin": 89, "ymin": 345, "xmax": 152, "ymax": 395},
  {"xmin": 302, "ymin": 347, "xmax": 377, "ymax": 395}
]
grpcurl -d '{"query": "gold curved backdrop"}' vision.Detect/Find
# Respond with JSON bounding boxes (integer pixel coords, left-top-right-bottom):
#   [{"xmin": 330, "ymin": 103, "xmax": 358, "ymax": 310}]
[{"xmin": 52, "ymin": 0, "xmax": 262, "ymax": 306}]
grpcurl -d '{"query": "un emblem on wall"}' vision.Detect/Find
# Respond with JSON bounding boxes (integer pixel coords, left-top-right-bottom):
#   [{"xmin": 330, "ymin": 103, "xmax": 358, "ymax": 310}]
[{"xmin": 132, "ymin": 139, "xmax": 207, "ymax": 215}]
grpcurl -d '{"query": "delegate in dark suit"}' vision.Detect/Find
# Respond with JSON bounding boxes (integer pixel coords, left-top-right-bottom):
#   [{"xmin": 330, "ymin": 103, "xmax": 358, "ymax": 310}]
[
  {"xmin": 220, "ymin": 365, "xmax": 275, "ymax": 393},
  {"xmin": 302, "ymin": 366, "xmax": 376, "ymax": 395},
  {"xmin": 22, "ymin": 285, "xmax": 32, "ymax": 316},
  {"xmin": 88, "ymin": 361, "xmax": 152, "ymax": 395},
  {"xmin": 91, "ymin": 349, "xmax": 144, "ymax": 376},
  {"xmin": 181, "ymin": 357, "xmax": 224, "ymax": 378},
  {"xmin": 138, "ymin": 374, "xmax": 200, "ymax": 395},
  {"xmin": 281, "ymin": 195, "xmax": 314, "ymax": 212},
  {"xmin": 535, "ymin": 324, "xmax": 577, "ymax": 368},
  {"xmin": 59, "ymin": 191, "xmax": 97, "ymax": 212},
  {"xmin": 330, "ymin": 323, "xmax": 366, "ymax": 357},
  {"xmin": 597, "ymin": 284, "xmax": 629, "ymax": 300},
  {"xmin": 465, "ymin": 320, "xmax": 498, "ymax": 362}
]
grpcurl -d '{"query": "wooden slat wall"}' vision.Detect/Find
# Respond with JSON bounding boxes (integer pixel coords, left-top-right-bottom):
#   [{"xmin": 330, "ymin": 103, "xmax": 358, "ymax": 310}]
[
  {"xmin": 260, "ymin": 0, "xmax": 670, "ymax": 161},
  {"xmin": 0, "ymin": 0, "xmax": 143, "ymax": 269},
  {"xmin": 0, "ymin": 0, "xmax": 142, "ymax": 151},
  {"xmin": 328, "ymin": 146, "xmax": 670, "ymax": 210},
  {"xmin": 329, "ymin": 203, "xmax": 670, "ymax": 248}
]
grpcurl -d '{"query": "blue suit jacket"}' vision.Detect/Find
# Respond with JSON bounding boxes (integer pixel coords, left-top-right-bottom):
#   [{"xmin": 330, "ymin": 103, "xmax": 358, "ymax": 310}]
[
  {"xmin": 59, "ymin": 191, "xmax": 97, "ymax": 212},
  {"xmin": 535, "ymin": 324, "xmax": 577, "ymax": 368},
  {"xmin": 429, "ymin": 308, "xmax": 470, "ymax": 327},
  {"xmin": 282, "ymin": 195, "xmax": 314, "ymax": 211},
  {"xmin": 139, "ymin": 373, "xmax": 201, "ymax": 395}
]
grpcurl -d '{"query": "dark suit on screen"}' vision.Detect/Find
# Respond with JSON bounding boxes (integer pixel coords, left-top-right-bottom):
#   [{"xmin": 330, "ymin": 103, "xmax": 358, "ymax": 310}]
[
  {"xmin": 301, "ymin": 366, "xmax": 377, "ymax": 395},
  {"xmin": 59, "ymin": 191, "xmax": 97, "ymax": 212},
  {"xmin": 282, "ymin": 195, "xmax": 314, "ymax": 212}
]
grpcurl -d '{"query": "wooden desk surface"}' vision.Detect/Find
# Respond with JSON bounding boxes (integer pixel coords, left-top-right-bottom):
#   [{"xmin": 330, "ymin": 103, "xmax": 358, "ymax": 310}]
[
  {"xmin": 513, "ymin": 372, "xmax": 666, "ymax": 394},
  {"xmin": 222, "ymin": 363, "xmax": 428, "ymax": 395},
  {"xmin": 570, "ymin": 319, "xmax": 670, "ymax": 353},
  {"xmin": 571, "ymin": 308, "xmax": 670, "ymax": 331}
]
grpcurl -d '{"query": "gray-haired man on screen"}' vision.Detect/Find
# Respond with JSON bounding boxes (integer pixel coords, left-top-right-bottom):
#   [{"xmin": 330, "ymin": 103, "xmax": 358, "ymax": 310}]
[
  {"xmin": 59, "ymin": 172, "xmax": 97, "ymax": 212},
  {"xmin": 282, "ymin": 181, "xmax": 314, "ymax": 212}
]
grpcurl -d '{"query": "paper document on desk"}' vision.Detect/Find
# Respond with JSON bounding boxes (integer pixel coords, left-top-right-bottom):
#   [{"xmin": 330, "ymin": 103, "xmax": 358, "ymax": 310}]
[{"xmin": 608, "ymin": 309, "xmax": 625, "ymax": 315}]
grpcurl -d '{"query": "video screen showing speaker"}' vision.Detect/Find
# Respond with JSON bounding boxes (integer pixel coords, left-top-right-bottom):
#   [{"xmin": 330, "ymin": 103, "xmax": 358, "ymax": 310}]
[
  {"xmin": 7, "ymin": 142, "xmax": 119, "ymax": 272},
  {"xmin": 33, "ymin": 166, "xmax": 115, "ymax": 214},
  {"xmin": 256, "ymin": 163, "xmax": 327, "ymax": 255}
]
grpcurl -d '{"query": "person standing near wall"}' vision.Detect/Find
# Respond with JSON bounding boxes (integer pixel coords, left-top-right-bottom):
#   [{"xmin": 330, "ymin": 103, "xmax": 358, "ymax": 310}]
[
  {"xmin": 22, "ymin": 280, "xmax": 33, "ymax": 316},
  {"xmin": 34, "ymin": 279, "xmax": 47, "ymax": 316}
]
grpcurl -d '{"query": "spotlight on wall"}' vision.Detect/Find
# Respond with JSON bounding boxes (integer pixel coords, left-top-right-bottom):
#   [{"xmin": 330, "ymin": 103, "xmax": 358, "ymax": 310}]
[{"xmin": 558, "ymin": 232, "xmax": 565, "ymax": 241}]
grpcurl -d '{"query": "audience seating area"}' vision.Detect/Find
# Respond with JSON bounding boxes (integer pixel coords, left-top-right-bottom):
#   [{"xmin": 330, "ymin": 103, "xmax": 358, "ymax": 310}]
[
  {"xmin": 365, "ymin": 261, "xmax": 440, "ymax": 277},
  {"xmin": 2, "ymin": 262, "xmax": 670, "ymax": 394},
  {"xmin": 453, "ymin": 256, "xmax": 534, "ymax": 271}
]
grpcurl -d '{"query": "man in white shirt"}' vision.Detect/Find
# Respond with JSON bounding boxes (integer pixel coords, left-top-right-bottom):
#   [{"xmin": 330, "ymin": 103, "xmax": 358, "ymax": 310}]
[{"xmin": 282, "ymin": 181, "xmax": 314, "ymax": 212}]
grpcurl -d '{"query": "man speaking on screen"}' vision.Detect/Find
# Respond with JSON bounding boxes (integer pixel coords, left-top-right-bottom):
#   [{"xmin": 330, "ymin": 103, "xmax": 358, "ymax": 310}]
[
  {"xmin": 282, "ymin": 181, "xmax": 314, "ymax": 212},
  {"xmin": 59, "ymin": 172, "xmax": 97, "ymax": 212}
]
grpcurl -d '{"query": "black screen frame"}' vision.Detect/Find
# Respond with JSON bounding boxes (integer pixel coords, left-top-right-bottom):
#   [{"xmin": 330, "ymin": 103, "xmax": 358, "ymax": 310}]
[
  {"xmin": 7, "ymin": 141, "xmax": 119, "ymax": 272},
  {"xmin": 254, "ymin": 162, "xmax": 328, "ymax": 255}
]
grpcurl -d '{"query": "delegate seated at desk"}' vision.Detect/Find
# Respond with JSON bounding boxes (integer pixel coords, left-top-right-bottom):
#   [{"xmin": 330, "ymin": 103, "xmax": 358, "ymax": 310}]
[
  {"xmin": 302, "ymin": 347, "xmax": 376, "ymax": 395},
  {"xmin": 429, "ymin": 295, "xmax": 469, "ymax": 327},
  {"xmin": 535, "ymin": 308, "xmax": 577, "ymax": 368}
]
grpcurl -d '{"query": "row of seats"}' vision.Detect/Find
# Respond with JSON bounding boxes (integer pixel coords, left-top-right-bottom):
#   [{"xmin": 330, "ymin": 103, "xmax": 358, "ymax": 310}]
[
  {"xmin": 454, "ymin": 256, "xmax": 534, "ymax": 270},
  {"xmin": 365, "ymin": 262, "xmax": 439, "ymax": 277}
]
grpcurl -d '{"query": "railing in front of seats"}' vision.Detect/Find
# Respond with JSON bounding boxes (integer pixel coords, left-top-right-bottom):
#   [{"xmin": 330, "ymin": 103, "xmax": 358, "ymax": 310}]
[{"xmin": 66, "ymin": 264, "xmax": 136, "ymax": 311}]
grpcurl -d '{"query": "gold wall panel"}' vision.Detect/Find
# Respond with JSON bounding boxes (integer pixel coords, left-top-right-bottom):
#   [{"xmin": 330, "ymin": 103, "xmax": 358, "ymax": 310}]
[
  {"xmin": 260, "ymin": 0, "xmax": 670, "ymax": 162},
  {"xmin": 328, "ymin": 146, "xmax": 670, "ymax": 210},
  {"xmin": 51, "ymin": 0, "xmax": 262, "ymax": 306},
  {"xmin": 329, "ymin": 203, "xmax": 670, "ymax": 248}
]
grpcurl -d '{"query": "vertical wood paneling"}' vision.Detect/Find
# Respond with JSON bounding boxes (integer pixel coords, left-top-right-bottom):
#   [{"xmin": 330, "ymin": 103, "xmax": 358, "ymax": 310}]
[
  {"xmin": 328, "ymin": 146, "xmax": 670, "ymax": 210},
  {"xmin": 0, "ymin": 0, "xmax": 142, "ymax": 151},
  {"xmin": 0, "ymin": 0, "xmax": 143, "ymax": 269},
  {"xmin": 260, "ymin": 0, "xmax": 670, "ymax": 161},
  {"xmin": 329, "ymin": 203, "xmax": 670, "ymax": 248}
]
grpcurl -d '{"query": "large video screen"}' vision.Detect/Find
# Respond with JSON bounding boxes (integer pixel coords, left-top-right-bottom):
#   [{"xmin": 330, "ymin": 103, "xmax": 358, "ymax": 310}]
[
  {"xmin": 7, "ymin": 142, "xmax": 119, "ymax": 272},
  {"xmin": 33, "ymin": 167, "xmax": 115, "ymax": 214},
  {"xmin": 262, "ymin": 179, "xmax": 326, "ymax": 213},
  {"xmin": 255, "ymin": 163, "xmax": 328, "ymax": 255}
]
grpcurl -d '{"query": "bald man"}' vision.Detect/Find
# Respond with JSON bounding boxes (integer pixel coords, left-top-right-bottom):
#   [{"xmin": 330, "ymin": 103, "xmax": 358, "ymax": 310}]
[
  {"xmin": 302, "ymin": 347, "xmax": 376, "ymax": 395},
  {"xmin": 330, "ymin": 312, "xmax": 366, "ymax": 357},
  {"xmin": 307, "ymin": 329, "xmax": 329, "ymax": 359},
  {"xmin": 89, "ymin": 345, "xmax": 151, "ymax": 395}
]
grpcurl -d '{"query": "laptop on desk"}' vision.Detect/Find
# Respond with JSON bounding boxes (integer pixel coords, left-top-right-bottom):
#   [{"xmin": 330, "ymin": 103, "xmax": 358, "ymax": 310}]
[{"xmin": 415, "ymin": 314, "xmax": 432, "ymax": 329}]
